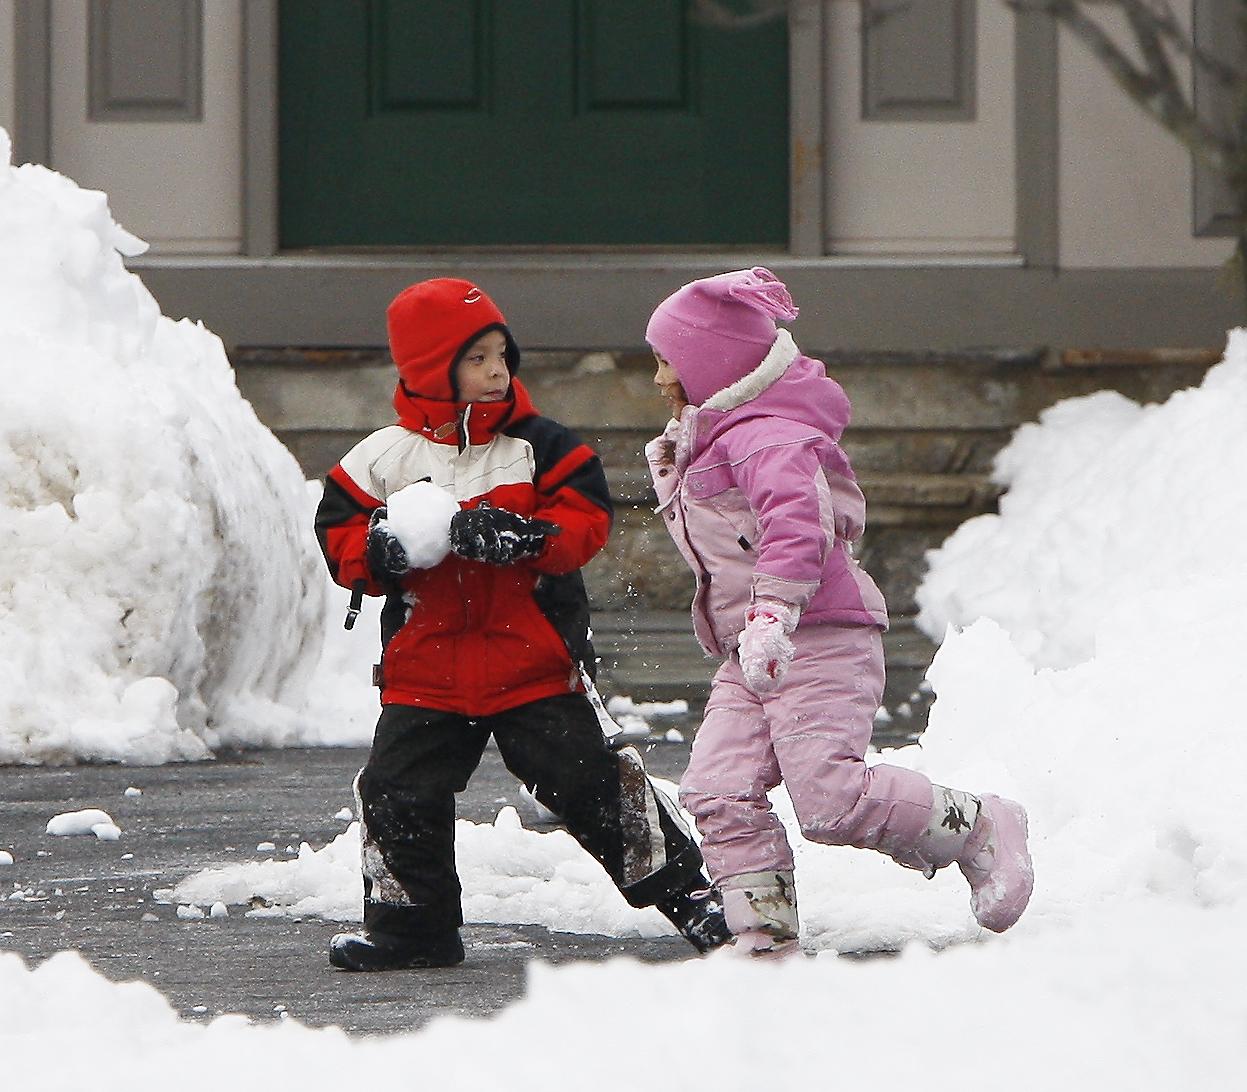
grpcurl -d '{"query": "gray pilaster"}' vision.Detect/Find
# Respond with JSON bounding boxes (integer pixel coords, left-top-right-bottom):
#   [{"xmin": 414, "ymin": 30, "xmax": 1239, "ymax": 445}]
[
  {"xmin": 1192, "ymin": 0, "xmax": 1240, "ymax": 237},
  {"xmin": 242, "ymin": 0, "xmax": 279, "ymax": 256},
  {"xmin": 789, "ymin": 0, "xmax": 826, "ymax": 255},
  {"xmin": 13, "ymin": 0, "xmax": 51, "ymax": 166},
  {"xmin": 1015, "ymin": 2, "xmax": 1058, "ymax": 267}
]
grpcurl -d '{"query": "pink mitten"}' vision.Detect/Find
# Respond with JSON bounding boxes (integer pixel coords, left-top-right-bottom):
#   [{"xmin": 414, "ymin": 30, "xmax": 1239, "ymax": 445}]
[{"xmin": 737, "ymin": 600, "xmax": 800, "ymax": 695}]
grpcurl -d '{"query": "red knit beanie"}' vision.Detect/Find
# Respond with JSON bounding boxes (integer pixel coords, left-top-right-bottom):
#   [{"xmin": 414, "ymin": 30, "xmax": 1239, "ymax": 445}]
[{"xmin": 387, "ymin": 278, "xmax": 519, "ymax": 400}]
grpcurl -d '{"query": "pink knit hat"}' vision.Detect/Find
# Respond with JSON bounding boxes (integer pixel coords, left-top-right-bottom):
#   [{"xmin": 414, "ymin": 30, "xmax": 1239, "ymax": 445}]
[{"xmin": 645, "ymin": 267, "xmax": 799, "ymax": 406}]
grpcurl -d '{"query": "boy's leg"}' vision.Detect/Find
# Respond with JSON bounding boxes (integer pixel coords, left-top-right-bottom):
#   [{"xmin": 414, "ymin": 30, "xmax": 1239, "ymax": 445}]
[
  {"xmin": 489, "ymin": 693, "xmax": 728, "ymax": 950},
  {"xmin": 331, "ymin": 704, "xmax": 488, "ymax": 971}
]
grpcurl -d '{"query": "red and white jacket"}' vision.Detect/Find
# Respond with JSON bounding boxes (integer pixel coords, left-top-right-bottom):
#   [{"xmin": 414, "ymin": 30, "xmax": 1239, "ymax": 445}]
[{"xmin": 316, "ymin": 378, "xmax": 612, "ymax": 716}]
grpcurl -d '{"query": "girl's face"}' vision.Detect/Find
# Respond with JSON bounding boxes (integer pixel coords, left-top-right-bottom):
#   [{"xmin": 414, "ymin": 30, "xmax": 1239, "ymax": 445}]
[
  {"xmin": 455, "ymin": 330, "xmax": 511, "ymax": 402},
  {"xmin": 652, "ymin": 351, "xmax": 689, "ymax": 419}
]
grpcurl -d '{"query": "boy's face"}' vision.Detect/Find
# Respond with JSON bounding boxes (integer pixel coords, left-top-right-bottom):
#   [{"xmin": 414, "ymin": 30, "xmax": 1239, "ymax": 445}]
[
  {"xmin": 652, "ymin": 350, "xmax": 688, "ymax": 419},
  {"xmin": 455, "ymin": 330, "xmax": 511, "ymax": 402}
]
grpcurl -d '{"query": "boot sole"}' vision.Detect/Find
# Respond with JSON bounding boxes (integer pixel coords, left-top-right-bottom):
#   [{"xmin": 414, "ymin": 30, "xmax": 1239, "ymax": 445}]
[{"xmin": 329, "ymin": 936, "xmax": 465, "ymax": 972}]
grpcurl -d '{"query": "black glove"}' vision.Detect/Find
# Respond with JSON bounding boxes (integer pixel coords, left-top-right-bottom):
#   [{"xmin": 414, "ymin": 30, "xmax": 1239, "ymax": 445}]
[
  {"xmin": 448, "ymin": 503, "xmax": 560, "ymax": 565},
  {"xmin": 365, "ymin": 508, "xmax": 410, "ymax": 583}
]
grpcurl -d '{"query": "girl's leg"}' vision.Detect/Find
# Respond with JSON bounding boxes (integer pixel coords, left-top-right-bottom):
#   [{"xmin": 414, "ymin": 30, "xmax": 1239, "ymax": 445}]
[
  {"xmin": 680, "ymin": 663, "xmax": 800, "ymax": 954},
  {"xmin": 770, "ymin": 625, "xmax": 1033, "ymax": 931},
  {"xmin": 767, "ymin": 626, "xmax": 934, "ymax": 859},
  {"xmin": 679, "ymin": 660, "xmax": 790, "ymax": 883}
]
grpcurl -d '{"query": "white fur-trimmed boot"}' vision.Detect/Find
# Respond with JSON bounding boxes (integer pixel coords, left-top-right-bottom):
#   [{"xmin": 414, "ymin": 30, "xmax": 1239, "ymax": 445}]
[{"xmin": 720, "ymin": 870, "xmax": 800, "ymax": 958}]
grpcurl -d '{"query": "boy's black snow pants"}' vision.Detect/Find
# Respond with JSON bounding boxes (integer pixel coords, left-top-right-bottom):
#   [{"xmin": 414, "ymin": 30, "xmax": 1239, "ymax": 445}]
[{"xmin": 354, "ymin": 693, "xmax": 706, "ymax": 937}]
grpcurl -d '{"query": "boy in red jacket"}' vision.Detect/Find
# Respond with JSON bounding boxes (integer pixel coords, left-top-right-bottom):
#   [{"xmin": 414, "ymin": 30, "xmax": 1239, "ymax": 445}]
[{"xmin": 315, "ymin": 278, "xmax": 728, "ymax": 970}]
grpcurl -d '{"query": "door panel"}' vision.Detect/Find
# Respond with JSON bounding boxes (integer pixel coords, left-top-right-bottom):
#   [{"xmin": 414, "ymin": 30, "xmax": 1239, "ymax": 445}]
[{"xmin": 279, "ymin": 1, "xmax": 788, "ymax": 247}]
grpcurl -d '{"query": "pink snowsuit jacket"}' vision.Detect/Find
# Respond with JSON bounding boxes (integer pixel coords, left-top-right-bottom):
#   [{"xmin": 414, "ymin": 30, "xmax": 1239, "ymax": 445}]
[{"xmin": 646, "ymin": 331, "xmax": 887, "ymax": 658}]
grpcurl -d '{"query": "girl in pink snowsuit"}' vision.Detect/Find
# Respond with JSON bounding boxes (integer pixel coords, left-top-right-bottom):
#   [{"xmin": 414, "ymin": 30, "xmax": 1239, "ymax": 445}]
[{"xmin": 645, "ymin": 268, "xmax": 1033, "ymax": 955}]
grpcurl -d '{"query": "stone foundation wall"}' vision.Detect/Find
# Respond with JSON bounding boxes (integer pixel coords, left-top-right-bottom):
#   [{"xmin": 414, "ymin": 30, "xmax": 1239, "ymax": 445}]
[{"xmin": 234, "ymin": 345, "xmax": 1215, "ymax": 617}]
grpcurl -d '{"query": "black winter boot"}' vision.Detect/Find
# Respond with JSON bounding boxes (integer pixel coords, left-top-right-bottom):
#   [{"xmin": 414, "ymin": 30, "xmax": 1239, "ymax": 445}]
[
  {"xmin": 655, "ymin": 882, "xmax": 732, "ymax": 954},
  {"xmin": 328, "ymin": 928, "xmax": 465, "ymax": 971}
]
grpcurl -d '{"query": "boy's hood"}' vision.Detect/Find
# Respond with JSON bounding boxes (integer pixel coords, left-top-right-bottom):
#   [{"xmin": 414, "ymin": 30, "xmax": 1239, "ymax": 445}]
[{"xmin": 392, "ymin": 375, "xmax": 538, "ymax": 447}]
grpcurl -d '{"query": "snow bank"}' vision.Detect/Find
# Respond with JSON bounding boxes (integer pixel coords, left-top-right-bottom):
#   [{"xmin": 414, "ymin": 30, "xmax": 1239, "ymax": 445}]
[
  {"xmin": 3, "ymin": 917, "xmax": 1242, "ymax": 1091},
  {"xmin": 917, "ymin": 330, "xmax": 1247, "ymax": 669},
  {"xmin": 0, "ymin": 129, "xmax": 328, "ymax": 763}
]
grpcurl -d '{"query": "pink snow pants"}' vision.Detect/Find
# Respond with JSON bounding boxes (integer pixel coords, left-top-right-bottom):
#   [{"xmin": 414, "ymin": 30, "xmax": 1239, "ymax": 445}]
[{"xmin": 680, "ymin": 624, "xmax": 936, "ymax": 883}]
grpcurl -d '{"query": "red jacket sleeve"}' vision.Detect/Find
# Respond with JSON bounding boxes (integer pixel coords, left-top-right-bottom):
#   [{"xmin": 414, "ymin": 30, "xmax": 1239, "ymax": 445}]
[
  {"xmin": 512, "ymin": 418, "xmax": 613, "ymax": 575},
  {"xmin": 314, "ymin": 464, "xmax": 387, "ymax": 595}
]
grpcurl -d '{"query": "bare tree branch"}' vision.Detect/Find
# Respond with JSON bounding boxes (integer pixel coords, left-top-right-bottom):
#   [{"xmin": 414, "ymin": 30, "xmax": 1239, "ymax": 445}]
[
  {"xmin": 1008, "ymin": 0, "xmax": 1236, "ymax": 170},
  {"xmin": 1136, "ymin": 0, "xmax": 1244, "ymax": 89}
]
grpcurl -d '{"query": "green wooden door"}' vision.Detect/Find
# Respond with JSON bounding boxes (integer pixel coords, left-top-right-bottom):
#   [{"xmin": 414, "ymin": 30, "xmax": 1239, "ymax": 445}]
[{"xmin": 279, "ymin": 1, "xmax": 788, "ymax": 247}]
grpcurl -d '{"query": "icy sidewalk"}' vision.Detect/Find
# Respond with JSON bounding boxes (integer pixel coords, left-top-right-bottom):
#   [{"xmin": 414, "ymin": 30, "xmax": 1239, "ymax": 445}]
[{"xmin": 0, "ymin": 743, "xmax": 699, "ymax": 1035}]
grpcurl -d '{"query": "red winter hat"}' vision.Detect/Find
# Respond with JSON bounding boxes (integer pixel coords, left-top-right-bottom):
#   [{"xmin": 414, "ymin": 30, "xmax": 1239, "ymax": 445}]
[{"xmin": 387, "ymin": 278, "xmax": 520, "ymax": 400}]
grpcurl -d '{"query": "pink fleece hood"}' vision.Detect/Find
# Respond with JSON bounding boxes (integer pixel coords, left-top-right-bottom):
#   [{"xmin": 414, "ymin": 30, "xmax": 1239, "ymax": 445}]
[{"xmin": 645, "ymin": 267, "xmax": 800, "ymax": 406}]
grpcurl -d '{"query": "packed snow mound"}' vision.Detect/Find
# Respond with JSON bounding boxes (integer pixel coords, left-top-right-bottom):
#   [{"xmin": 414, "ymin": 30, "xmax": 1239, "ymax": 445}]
[
  {"xmin": 917, "ymin": 329, "xmax": 1247, "ymax": 669},
  {"xmin": 905, "ymin": 329, "xmax": 1247, "ymax": 934},
  {"xmin": 0, "ymin": 129, "xmax": 327, "ymax": 763}
]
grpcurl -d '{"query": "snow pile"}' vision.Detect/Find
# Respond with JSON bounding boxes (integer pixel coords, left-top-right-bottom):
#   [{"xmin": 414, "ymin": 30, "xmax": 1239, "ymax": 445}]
[
  {"xmin": 917, "ymin": 331, "xmax": 1247, "ymax": 669},
  {"xmin": 904, "ymin": 332, "xmax": 1247, "ymax": 925},
  {"xmin": 0, "ymin": 128, "xmax": 327, "ymax": 763},
  {"xmin": 162, "ymin": 806, "xmax": 672, "ymax": 939},
  {"xmin": 382, "ymin": 480, "xmax": 458, "ymax": 569}
]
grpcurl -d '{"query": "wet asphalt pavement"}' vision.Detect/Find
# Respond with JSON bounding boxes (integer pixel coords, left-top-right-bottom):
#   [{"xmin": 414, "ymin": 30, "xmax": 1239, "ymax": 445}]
[{"xmin": 0, "ymin": 739, "xmax": 703, "ymax": 1037}]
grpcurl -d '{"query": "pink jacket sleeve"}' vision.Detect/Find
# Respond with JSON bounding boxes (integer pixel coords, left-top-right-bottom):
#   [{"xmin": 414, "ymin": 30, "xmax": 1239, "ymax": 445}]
[{"xmin": 722, "ymin": 418, "xmax": 830, "ymax": 611}]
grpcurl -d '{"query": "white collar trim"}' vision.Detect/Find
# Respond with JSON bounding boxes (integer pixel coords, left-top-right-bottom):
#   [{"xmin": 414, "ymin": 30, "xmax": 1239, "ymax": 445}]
[{"xmin": 701, "ymin": 330, "xmax": 799, "ymax": 413}]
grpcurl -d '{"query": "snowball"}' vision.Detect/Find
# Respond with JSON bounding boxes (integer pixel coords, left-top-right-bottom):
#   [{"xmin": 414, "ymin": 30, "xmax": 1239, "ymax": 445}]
[
  {"xmin": 382, "ymin": 480, "xmax": 459, "ymax": 570},
  {"xmin": 46, "ymin": 809, "xmax": 114, "ymax": 836},
  {"xmin": 91, "ymin": 823, "xmax": 121, "ymax": 842},
  {"xmin": 0, "ymin": 851, "xmax": 13, "ymax": 866},
  {"xmin": 209, "ymin": 902, "xmax": 228, "ymax": 919},
  {"xmin": 123, "ymin": 787, "xmax": 142, "ymax": 798}
]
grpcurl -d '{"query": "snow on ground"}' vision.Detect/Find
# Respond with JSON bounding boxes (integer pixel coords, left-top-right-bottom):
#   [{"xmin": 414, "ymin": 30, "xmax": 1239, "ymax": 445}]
[{"xmin": 0, "ymin": 129, "xmax": 331, "ymax": 763}]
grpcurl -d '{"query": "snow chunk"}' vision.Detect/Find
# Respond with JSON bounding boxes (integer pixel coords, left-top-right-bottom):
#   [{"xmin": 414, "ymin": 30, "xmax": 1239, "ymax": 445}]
[
  {"xmin": 91, "ymin": 823, "xmax": 121, "ymax": 842},
  {"xmin": 383, "ymin": 480, "xmax": 459, "ymax": 569},
  {"xmin": 0, "ymin": 851, "xmax": 13, "ymax": 866},
  {"xmin": 46, "ymin": 809, "xmax": 114, "ymax": 837},
  {"xmin": 123, "ymin": 787, "xmax": 142, "ymax": 798}
]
